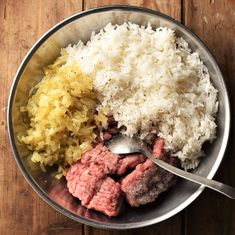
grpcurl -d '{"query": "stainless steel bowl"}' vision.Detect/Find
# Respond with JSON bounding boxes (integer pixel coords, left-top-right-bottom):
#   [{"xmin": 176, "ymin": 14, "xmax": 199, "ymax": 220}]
[{"xmin": 7, "ymin": 6, "xmax": 230, "ymax": 229}]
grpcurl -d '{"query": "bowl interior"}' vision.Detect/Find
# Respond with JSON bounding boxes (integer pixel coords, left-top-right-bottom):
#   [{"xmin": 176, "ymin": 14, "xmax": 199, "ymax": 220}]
[{"xmin": 8, "ymin": 6, "xmax": 230, "ymax": 229}]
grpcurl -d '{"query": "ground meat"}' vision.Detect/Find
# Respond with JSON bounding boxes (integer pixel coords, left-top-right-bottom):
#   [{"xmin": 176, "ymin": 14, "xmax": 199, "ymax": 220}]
[
  {"xmin": 67, "ymin": 163, "xmax": 104, "ymax": 206},
  {"xmin": 103, "ymin": 132, "xmax": 112, "ymax": 141},
  {"xmin": 99, "ymin": 114, "xmax": 125, "ymax": 142},
  {"xmin": 81, "ymin": 143, "xmax": 146, "ymax": 176},
  {"xmin": 144, "ymin": 133, "xmax": 157, "ymax": 147},
  {"xmin": 153, "ymin": 138, "xmax": 165, "ymax": 159},
  {"xmin": 120, "ymin": 157, "xmax": 177, "ymax": 207},
  {"xmin": 66, "ymin": 161, "xmax": 124, "ymax": 216},
  {"xmin": 117, "ymin": 154, "xmax": 146, "ymax": 175},
  {"xmin": 81, "ymin": 143, "xmax": 120, "ymax": 175},
  {"xmin": 120, "ymin": 140, "xmax": 178, "ymax": 207},
  {"xmin": 66, "ymin": 143, "xmax": 147, "ymax": 216},
  {"xmin": 88, "ymin": 177, "xmax": 124, "ymax": 217},
  {"xmin": 66, "ymin": 136, "xmax": 178, "ymax": 216},
  {"xmin": 66, "ymin": 162, "xmax": 88, "ymax": 182},
  {"xmin": 107, "ymin": 114, "xmax": 118, "ymax": 126}
]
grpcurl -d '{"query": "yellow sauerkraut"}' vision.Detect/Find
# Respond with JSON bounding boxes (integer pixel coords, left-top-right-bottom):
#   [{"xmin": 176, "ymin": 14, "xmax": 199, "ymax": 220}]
[{"xmin": 20, "ymin": 50, "xmax": 106, "ymax": 177}]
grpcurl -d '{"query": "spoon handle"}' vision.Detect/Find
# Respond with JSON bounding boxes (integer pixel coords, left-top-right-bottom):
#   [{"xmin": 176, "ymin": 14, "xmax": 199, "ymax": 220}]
[{"xmin": 141, "ymin": 148, "xmax": 235, "ymax": 199}]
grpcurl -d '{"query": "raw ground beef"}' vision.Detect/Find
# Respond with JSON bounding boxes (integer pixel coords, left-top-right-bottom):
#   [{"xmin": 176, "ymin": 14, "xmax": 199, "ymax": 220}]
[
  {"xmin": 66, "ymin": 144, "xmax": 146, "ymax": 216},
  {"xmin": 81, "ymin": 143, "xmax": 120, "ymax": 175},
  {"xmin": 67, "ymin": 164, "xmax": 104, "ymax": 207},
  {"xmin": 121, "ymin": 156, "xmax": 178, "ymax": 207},
  {"xmin": 95, "ymin": 114, "xmax": 127, "ymax": 143},
  {"xmin": 81, "ymin": 143, "xmax": 146, "ymax": 175},
  {"xmin": 66, "ymin": 137, "xmax": 178, "ymax": 216},
  {"xmin": 66, "ymin": 161, "xmax": 123, "ymax": 216},
  {"xmin": 116, "ymin": 154, "xmax": 146, "ymax": 175},
  {"xmin": 121, "ymin": 139, "xmax": 178, "ymax": 207},
  {"xmin": 88, "ymin": 177, "xmax": 124, "ymax": 216}
]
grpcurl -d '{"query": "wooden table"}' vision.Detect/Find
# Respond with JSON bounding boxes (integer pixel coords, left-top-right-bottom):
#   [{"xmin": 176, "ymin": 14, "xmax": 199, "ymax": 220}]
[{"xmin": 1, "ymin": 0, "xmax": 235, "ymax": 234}]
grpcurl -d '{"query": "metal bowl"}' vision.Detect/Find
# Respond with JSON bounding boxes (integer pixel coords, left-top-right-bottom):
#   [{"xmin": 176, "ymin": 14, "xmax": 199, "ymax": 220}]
[{"xmin": 7, "ymin": 6, "xmax": 230, "ymax": 229}]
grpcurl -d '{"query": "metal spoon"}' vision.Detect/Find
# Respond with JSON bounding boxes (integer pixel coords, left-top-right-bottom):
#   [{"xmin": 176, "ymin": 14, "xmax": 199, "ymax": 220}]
[{"xmin": 106, "ymin": 135, "xmax": 235, "ymax": 199}]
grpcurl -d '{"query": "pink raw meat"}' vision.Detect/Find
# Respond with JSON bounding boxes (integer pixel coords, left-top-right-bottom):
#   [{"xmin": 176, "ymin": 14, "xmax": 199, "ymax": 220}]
[{"xmin": 121, "ymin": 139, "xmax": 178, "ymax": 207}]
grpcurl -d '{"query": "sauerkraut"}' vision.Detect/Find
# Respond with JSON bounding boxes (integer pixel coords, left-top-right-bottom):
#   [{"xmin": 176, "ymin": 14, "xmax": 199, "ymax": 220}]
[{"xmin": 20, "ymin": 50, "xmax": 106, "ymax": 177}]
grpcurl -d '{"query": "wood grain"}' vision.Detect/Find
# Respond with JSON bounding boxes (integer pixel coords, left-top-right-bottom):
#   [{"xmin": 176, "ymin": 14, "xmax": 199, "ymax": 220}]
[
  {"xmin": 84, "ymin": 216, "xmax": 182, "ymax": 235},
  {"xmin": 1, "ymin": 0, "xmax": 235, "ymax": 234},
  {"xmin": 83, "ymin": 0, "xmax": 182, "ymax": 234},
  {"xmin": 184, "ymin": 0, "xmax": 235, "ymax": 234},
  {"xmin": 0, "ymin": 1, "xmax": 84, "ymax": 235},
  {"xmin": 84, "ymin": 0, "xmax": 181, "ymax": 21}
]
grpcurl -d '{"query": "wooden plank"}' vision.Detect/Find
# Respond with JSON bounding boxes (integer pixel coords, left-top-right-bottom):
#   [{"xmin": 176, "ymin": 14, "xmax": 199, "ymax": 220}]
[
  {"xmin": 85, "ymin": 216, "xmax": 182, "ymax": 235},
  {"xmin": 83, "ymin": 1, "xmax": 182, "ymax": 234},
  {"xmin": 0, "ymin": 1, "xmax": 84, "ymax": 235},
  {"xmin": 184, "ymin": 0, "xmax": 235, "ymax": 234},
  {"xmin": 84, "ymin": 0, "xmax": 181, "ymax": 21},
  {"xmin": 1, "ymin": 1, "xmax": 234, "ymax": 235}
]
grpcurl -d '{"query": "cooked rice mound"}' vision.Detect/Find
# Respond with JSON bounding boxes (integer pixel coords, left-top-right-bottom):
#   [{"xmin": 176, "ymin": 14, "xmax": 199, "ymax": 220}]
[{"xmin": 67, "ymin": 23, "xmax": 218, "ymax": 169}]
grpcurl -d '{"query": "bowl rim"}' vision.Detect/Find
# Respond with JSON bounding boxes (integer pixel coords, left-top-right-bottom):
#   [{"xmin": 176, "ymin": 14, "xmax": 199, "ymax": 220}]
[{"xmin": 7, "ymin": 5, "xmax": 230, "ymax": 230}]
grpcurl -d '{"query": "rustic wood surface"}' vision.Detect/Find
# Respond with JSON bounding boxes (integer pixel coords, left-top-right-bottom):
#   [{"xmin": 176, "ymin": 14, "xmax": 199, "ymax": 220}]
[{"xmin": 0, "ymin": 0, "xmax": 234, "ymax": 234}]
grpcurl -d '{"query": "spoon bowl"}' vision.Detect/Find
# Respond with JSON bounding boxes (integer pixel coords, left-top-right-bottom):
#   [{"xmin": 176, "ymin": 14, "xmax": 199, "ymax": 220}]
[{"xmin": 106, "ymin": 135, "xmax": 235, "ymax": 199}]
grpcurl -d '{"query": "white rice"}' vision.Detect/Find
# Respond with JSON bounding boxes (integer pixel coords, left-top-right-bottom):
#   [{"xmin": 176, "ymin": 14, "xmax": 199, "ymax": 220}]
[{"xmin": 66, "ymin": 22, "xmax": 218, "ymax": 170}]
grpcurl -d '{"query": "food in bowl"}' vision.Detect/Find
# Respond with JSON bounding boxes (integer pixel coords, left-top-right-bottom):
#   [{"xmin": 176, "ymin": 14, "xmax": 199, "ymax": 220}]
[{"xmin": 20, "ymin": 22, "xmax": 218, "ymax": 216}]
